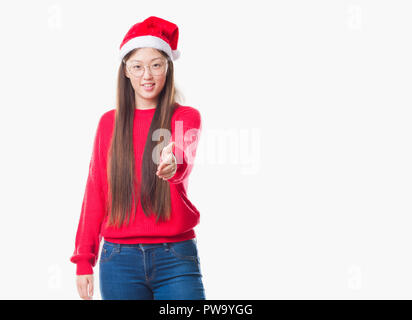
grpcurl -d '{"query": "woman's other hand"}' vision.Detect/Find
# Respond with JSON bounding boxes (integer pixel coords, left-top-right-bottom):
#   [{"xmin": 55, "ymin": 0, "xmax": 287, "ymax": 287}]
[{"xmin": 76, "ymin": 274, "xmax": 94, "ymax": 300}]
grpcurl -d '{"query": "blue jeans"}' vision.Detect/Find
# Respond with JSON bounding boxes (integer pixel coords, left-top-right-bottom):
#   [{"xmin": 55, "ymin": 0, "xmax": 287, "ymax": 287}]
[{"xmin": 99, "ymin": 238, "xmax": 206, "ymax": 300}]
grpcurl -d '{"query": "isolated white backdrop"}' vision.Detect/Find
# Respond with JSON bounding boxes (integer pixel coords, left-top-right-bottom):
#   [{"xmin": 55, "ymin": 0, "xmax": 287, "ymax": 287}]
[{"xmin": 0, "ymin": 0, "xmax": 411, "ymax": 299}]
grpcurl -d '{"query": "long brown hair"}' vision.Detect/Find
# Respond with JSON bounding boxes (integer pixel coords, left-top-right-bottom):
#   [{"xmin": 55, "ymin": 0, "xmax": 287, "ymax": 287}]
[{"xmin": 105, "ymin": 48, "xmax": 181, "ymax": 229}]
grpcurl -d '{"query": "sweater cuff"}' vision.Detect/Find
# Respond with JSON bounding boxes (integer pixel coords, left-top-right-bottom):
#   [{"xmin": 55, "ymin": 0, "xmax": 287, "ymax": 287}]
[{"xmin": 76, "ymin": 260, "xmax": 94, "ymax": 275}]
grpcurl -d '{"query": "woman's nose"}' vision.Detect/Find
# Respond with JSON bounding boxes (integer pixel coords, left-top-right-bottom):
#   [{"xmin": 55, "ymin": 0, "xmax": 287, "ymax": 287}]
[{"xmin": 143, "ymin": 66, "xmax": 154, "ymax": 78}]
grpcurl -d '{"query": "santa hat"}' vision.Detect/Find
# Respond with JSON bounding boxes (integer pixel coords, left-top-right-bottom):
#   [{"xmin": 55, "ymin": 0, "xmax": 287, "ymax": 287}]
[{"xmin": 119, "ymin": 16, "xmax": 181, "ymax": 62}]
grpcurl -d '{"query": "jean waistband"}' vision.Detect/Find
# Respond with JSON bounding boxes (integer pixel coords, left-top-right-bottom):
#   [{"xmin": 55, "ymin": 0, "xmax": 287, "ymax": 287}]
[{"xmin": 103, "ymin": 238, "xmax": 196, "ymax": 250}]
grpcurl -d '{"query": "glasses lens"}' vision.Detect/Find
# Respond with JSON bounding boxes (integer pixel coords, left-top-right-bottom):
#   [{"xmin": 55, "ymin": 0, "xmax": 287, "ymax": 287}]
[
  {"xmin": 128, "ymin": 60, "xmax": 167, "ymax": 77},
  {"xmin": 151, "ymin": 61, "xmax": 167, "ymax": 75}
]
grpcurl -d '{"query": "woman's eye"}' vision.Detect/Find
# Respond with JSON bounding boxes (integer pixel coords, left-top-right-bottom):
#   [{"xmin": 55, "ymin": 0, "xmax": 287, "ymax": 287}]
[{"xmin": 133, "ymin": 66, "xmax": 141, "ymax": 69}]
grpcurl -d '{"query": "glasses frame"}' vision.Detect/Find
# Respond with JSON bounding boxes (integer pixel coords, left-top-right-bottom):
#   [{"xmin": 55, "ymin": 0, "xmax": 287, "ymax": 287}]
[{"xmin": 124, "ymin": 58, "xmax": 169, "ymax": 78}]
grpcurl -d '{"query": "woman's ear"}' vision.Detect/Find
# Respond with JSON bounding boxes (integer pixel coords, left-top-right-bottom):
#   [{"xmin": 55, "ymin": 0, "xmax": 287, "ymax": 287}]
[
  {"xmin": 123, "ymin": 59, "xmax": 130, "ymax": 78},
  {"xmin": 124, "ymin": 66, "xmax": 130, "ymax": 79}
]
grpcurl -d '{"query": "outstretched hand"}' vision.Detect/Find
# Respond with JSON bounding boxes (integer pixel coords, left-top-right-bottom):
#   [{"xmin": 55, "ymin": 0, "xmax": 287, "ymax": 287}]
[{"xmin": 156, "ymin": 141, "xmax": 177, "ymax": 181}]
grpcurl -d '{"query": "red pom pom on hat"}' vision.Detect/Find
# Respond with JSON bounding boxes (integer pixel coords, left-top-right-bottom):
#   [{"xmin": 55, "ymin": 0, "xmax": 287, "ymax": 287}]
[{"xmin": 119, "ymin": 16, "xmax": 181, "ymax": 62}]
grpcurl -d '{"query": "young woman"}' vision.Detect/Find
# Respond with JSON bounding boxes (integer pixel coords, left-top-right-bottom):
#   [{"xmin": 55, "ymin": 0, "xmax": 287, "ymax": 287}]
[{"xmin": 70, "ymin": 16, "xmax": 205, "ymax": 300}]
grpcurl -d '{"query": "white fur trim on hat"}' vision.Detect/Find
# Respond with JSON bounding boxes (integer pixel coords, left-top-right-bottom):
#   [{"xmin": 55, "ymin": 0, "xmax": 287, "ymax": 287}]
[{"xmin": 119, "ymin": 35, "xmax": 180, "ymax": 62}]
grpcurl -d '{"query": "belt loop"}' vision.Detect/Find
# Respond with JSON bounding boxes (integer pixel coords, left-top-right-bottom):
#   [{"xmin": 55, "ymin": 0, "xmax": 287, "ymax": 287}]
[
  {"xmin": 114, "ymin": 243, "xmax": 121, "ymax": 253},
  {"xmin": 163, "ymin": 243, "xmax": 170, "ymax": 251}
]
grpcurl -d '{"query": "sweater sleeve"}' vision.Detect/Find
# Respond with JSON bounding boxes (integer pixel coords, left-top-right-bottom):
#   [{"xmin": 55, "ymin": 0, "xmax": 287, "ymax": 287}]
[
  {"xmin": 70, "ymin": 115, "xmax": 107, "ymax": 275},
  {"xmin": 168, "ymin": 107, "xmax": 202, "ymax": 184}
]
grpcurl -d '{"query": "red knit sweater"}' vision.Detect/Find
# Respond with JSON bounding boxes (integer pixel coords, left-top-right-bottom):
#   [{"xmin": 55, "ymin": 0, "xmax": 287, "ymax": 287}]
[{"xmin": 70, "ymin": 104, "xmax": 202, "ymax": 275}]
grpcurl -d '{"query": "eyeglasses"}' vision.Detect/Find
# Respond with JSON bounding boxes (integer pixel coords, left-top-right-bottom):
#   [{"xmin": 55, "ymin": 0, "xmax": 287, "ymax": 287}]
[{"xmin": 125, "ymin": 58, "xmax": 168, "ymax": 77}]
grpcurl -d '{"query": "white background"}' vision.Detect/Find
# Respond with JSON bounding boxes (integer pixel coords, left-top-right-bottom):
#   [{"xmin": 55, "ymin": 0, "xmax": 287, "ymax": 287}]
[{"xmin": 0, "ymin": 0, "xmax": 411, "ymax": 299}]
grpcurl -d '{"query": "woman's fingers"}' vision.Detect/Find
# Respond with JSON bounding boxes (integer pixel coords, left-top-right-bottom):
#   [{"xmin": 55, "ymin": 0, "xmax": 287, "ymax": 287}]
[
  {"xmin": 76, "ymin": 277, "xmax": 86, "ymax": 299},
  {"xmin": 88, "ymin": 277, "xmax": 94, "ymax": 298},
  {"xmin": 157, "ymin": 153, "xmax": 177, "ymax": 179},
  {"xmin": 157, "ymin": 153, "xmax": 172, "ymax": 174},
  {"xmin": 157, "ymin": 161, "xmax": 168, "ymax": 173},
  {"xmin": 76, "ymin": 275, "xmax": 93, "ymax": 300},
  {"xmin": 157, "ymin": 163, "xmax": 176, "ymax": 178}
]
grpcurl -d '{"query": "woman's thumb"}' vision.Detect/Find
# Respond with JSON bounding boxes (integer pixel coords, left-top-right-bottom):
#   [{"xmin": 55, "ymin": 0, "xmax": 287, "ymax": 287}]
[{"xmin": 167, "ymin": 141, "xmax": 175, "ymax": 154}]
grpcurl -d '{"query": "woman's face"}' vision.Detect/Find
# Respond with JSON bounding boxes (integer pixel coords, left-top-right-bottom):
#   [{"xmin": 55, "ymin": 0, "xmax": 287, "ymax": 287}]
[{"xmin": 124, "ymin": 47, "xmax": 168, "ymax": 107}]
